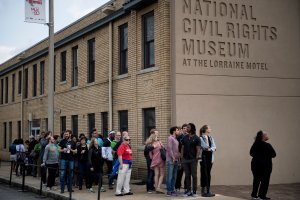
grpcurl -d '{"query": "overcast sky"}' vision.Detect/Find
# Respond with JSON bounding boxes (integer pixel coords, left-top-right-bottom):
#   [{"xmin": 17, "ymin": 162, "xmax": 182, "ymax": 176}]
[{"xmin": 0, "ymin": 0, "xmax": 108, "ymax": 64}]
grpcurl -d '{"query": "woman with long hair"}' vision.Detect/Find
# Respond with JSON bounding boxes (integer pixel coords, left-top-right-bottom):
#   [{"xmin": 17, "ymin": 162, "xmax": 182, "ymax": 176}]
[
  {"xmin": 77, "ymin": 136, "xmax": 89, "ymax": 190},
  {"xmin": 199, "ymin": 125, "xmax": 216, "ymax": 197},
  {"xmin": 42, "ymin": 136, "xmax": 59, "ymax": 191},
  {"xmin": 87, "ymin": 137, "xmax": 104, "ymax": 193},
  {"xmin": 145, "ymin": 131, "xmax": 165, "ymax": 194},
  {"xmin": 250, "ymin": 131, "xmax": 276, "ymax": 200}
]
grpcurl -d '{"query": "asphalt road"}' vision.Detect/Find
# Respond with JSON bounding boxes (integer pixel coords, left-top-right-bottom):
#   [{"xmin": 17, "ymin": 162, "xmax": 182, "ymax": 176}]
[{"xmin": 0, "ymin": 183, "xmax": 54, "ymax": 200}]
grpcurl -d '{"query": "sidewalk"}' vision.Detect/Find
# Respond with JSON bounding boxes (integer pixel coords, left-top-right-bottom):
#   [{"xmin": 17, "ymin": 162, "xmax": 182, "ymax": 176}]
[{"xmin": 0, "ymin": 161, "xmax": 299, "ymax": 200}]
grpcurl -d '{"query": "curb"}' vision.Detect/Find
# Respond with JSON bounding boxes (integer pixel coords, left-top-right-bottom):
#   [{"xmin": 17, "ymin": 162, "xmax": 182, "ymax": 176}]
[{"xmin": 0, "ymin": 177, "xmax": 69, "ymax": 200}]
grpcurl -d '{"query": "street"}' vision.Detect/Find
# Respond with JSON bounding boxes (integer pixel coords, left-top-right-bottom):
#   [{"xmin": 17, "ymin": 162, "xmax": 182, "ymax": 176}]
[{"xmin": 0, "ymin": 183, "xmax": 54, "ymax": 200}]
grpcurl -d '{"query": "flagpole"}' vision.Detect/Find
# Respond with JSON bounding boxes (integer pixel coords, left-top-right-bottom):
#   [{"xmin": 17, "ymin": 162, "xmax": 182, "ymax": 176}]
[{"xmin": 48, "ymin": 0, "xmax": 54, "ymax": 132}]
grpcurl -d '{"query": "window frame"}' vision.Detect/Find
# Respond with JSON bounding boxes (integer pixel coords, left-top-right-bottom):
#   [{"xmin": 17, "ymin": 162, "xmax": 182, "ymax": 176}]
[
  {"xmin": 87, "ymin": 38, "xmax": 95, "ymax": 83},
  {"xmin": 60, "ymin": 51, "xmax": 67, "ymax": 82},
  {"xmin": 142, "ymin": 11, "xmax": 155, "ymax": 69},
  {"xmin": 119, "ymin": 23, "xmax": 128, "ymax": 75},
  {"xmin": 71, "ymin": 46, "xmax": 78, "ymax": 87},
  {"xmin": 40, "ymin": 61, "xmax": 45, "ymax": 95},
  {"xmin": 143, "ymin": 107, "xmax": 156, "ymax": 140}
]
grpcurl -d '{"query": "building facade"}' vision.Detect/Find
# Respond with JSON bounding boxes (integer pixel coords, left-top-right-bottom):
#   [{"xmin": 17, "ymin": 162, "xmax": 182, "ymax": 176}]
[{"xmin": 0, "ymin": 0, "xmax": 300, "ymax": 185}]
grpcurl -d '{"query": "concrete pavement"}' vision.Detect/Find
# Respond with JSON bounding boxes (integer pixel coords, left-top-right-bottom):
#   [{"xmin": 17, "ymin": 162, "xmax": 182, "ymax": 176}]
[{"xmin": 0, "ymin": 161, "xmax": 299, "ymax": 200}]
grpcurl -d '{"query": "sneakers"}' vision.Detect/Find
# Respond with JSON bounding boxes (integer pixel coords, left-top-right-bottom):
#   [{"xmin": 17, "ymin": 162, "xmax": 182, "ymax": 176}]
[
  {"xmin": 46, "ymin": 187, "xmax": 51, "ymax": 191},
  {"xmin": 100, "ymin": 187, "xmax": 106, "ymax": 192},
  {"xmin": 182, "ymin": 191, "xmax": 193, "ymax": 197},
  {"xmin": 251, "ymin": 197, "xmax": 259, "ymax": 200},
  {"xmin": 115, "ymin": 193, "xmax": 124, "ymax": 196},
  {"xmin": 147, "ymin": 190, "xmax": 154, "ymax": 194},
  {"xmin": 88, "ymin": 188, "xmax": 95, "ymax": 193},
  {"xmin": 192, "ymin": 191, "xmax": 198, "ymax": 197},
  {"xmin": 259, "ymin": 197, "xmax": 271, "ymax": 200},
  {"xmin": 166, "ymin": 191, "xmax": 177, "ymax": 196}
]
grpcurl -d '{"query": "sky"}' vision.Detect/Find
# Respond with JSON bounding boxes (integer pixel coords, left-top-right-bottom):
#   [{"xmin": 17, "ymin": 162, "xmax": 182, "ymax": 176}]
[{"xmin": 0, "ymin": 0, "xmax": 109, "ymax": 64}]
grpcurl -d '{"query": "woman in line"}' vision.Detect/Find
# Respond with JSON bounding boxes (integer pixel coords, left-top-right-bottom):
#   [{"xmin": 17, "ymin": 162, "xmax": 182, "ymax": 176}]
[
  {"xmin": 199, "ymin": 125, "xmax": 216, "ymax": 197},
  {"xmin": 77, "ymin": 136, "xmax": 89, "ymax": 190},
  {"xmin": 15, "ymin": 139, "xmax": 26, "ymax": 176},
  {"xmin": 42, "ymin": 136, "xmax": 59, "ymax": 191},
  {"xmin": 115, "ymin": 135, "xmax": 133, "ymax": 196},
  {"xmin": 87, "ymin": 138, "xmax": 104, "ymax": 193},
  {"xmin": 250, "ymin": 131, "xmax": 276, "ymax": 200},
  {"xmin": 146, "ymin": 131, "xmax": 165, "ymax": 194}
]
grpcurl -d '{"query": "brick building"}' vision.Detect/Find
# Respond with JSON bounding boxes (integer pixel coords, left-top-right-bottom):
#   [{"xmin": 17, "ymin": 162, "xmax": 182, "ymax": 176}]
[{"xmin": 1, "ymin": 0, "xmax": 300, "ymax": 185}]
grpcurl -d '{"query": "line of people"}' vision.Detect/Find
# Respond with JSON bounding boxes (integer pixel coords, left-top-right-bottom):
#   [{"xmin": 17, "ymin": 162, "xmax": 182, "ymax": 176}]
[
  {"xmin": 144, "ymin": 123, "xmax": 216, "ymax": 197},
  {"xmin": 9, "ymin": 129, "xmax": 134, "ymax": 196}
]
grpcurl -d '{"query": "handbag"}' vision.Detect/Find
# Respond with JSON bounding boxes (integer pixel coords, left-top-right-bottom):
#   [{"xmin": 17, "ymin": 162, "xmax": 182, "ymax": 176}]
[
  {"xmin": 29, "ymin": 150, "xmax": 37, "ymax": 159},
  {"xmin": 160, "ymin": 147, "xmax": 166, "ymax": 161}
]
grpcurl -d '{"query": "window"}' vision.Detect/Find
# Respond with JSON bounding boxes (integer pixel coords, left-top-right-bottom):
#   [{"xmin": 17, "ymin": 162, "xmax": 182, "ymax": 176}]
[
  {"xmin": 71, "ymin": 115, "xmax": 78, "ymax": 138},
  {"xmin": 17, "ymin": 121, "xmax": 21, "ymax": 139},
  {"xmin": 60, "ymin": 116, "xmax": 66, "ymax": 134},
  {"xmin": 72, "ymin": 46, "xmax": 78, "ymax": 87},
  {"xmin": 143, "ymin": 11, "xmax": 155, "ymax": 69},
  {"xmin": 143, "ymin": 108, "xmax": 155, "ymax": 140},
  {"xmin": 33, "ymin": 64, "xmax": 37, "ymax": 97},
  {"xmin": 60, "ymin": 51, "xmax": 67, "ymax": 82},
  {"xmin": 18, "ymin": 70, "xmax": 22, "ymax": 95},
  {"xmin": 5, "ymin": 77, "xmax": 8, "ymax": 103},
  {"xmin": 88, "ymin": 113, "xmax": 95, "ymax": 136},
  {"xmin": 24, "ymin": 68, "xmax": 28, "ymax": 98},
  {"xmin": 3, "ymin": 122, "xmax": 7, "ymax": 149},
  {"xmin": 40, "ymin": 61, "xmax": 45, "ymax": 95},
  {"xmin": 87, "ymin": 38, "xmax": 95, "ymax": 83},
  {"xmin": 119, "ymin": 24, "xmax": 128, "ymax": 75},
  {"xmin": 12, "ymin": 74, "xmax": 15, "ymax": 102},
  {"xmin": 9, "ymin": 122, "xmax": 12, "ymax": 146},
  {"xmin": 0, "ymin": 79, "xmax": 3, "ymax": 104},
  {"xmin": 101, "ymin": 112, "xmax": 108, "ymax": 139},
  {"xmin": 119, "ymin": 110, "xmax": 128, "ymax": 132}
]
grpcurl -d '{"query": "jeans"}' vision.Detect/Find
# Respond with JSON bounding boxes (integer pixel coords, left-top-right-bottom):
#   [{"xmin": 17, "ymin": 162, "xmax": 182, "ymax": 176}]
[
  {"xmin": 146, "ymin": 157, "xmax": 155, "ymax": 191},
  {"xmin": 60, "ymin": 159, "xmax": 74, "ymax": 192},
  {"xmin": 166, "ymin": 160, "xmax": 178, "ymax": 192}
]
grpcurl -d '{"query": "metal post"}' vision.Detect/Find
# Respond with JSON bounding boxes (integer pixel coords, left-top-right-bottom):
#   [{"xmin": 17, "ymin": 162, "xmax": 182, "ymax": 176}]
[
  {"xmin": 48, "ymin": 0, "xmax": 54, "ymax": 132},
  {"xmin": 108, "ymin": 22, "xmax": 113, "ymax": 130},
  {"xmin": 9, "ymin": 161, "xmax": 13, "ymax": 185}
]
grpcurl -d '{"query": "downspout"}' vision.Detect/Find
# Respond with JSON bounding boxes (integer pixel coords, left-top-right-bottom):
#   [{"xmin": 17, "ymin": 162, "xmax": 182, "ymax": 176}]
[
  {"xmin": 108, "ymin": 21, "xmax": 113, "ymax": 130},
  {"xmin": 21, "ymin": 65, "xmax": 24, "ymax": 138}
]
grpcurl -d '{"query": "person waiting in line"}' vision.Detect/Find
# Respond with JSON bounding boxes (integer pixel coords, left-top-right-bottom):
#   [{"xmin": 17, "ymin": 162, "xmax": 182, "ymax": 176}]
[
  {"xmin": 71, "ymin": 135, "xmax": 79, "ymax": 188},
  {"xmin": 15, "ymin": 138, "xmax": 26, "ymax": 177},
  {"xmin": 40, "ymin": 131, "xmax": 50, "ymax": 185},
  {"xmin": 250, "ymin": 131, "xmax": 276, "ymax": 200},
  {"xmin": 87, "ymin": 137, "xmax": 104, "ymax": 193},
  {"xmin": 115, "ymin": 135, "xmax": 133, "ymax": 196},
  {"xmin": 166, "ymin": 126, "xmax": 181, "ymax": 196},
  {"xmin": 199, "ymin": 125, "xmax": 216, "ymax": 197},
  {"xmin": 102, "ymin": 130, "xmax": 115, "ymax": 189},
  {"xmin": 175, "ymin": 123, "xmax": 188, "ymax": 193},
  {"xmin": 144, "ymin": 129, "xmax": 156, "ymax": 193},
  {"xmin": 181, "ymin": 123, "xmax": 200, "ymax": 197},
  {"xmin": 9, "ymin": 139, "xmax": 18, "ymax": 173},
  {"xmin": 58, "ymin": 130, "xmax": 77, "ymax": 194},
  {"xmin": 42, "ymin": 136, "xmax": 59, "ymax": 191},
  {"xmin": 146, "ymin": 130, "xmax": 165, "ymax": 194},
  {"xmin": 77, "ymin": 136, "xmax": 89, "ymax": 190},
  {"xmin": 108, "ymin": 131, "xmax": 121, "ymax": 189}
]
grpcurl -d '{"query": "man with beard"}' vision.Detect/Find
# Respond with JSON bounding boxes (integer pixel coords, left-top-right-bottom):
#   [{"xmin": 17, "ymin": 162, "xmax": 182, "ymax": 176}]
[{"xmin": 58, "ymin": 130, "xmax": 77, "ymax": 193}]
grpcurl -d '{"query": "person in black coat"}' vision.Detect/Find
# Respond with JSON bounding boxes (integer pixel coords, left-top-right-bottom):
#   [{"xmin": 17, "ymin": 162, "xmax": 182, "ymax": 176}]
[{"xmin": 250, "ymin": 131, "xmax": 276, "ymax": 200}]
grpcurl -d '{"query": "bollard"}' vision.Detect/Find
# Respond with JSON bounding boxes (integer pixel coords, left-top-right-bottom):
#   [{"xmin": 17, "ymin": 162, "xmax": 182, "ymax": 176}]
[
  {"xmin": 18, "ymin": 162, "xmax": 27, "ymax": 192},
  {"xmin": 9, "ymin": 161, "xmax": 13, "ymax": 185},
  {"xmin": 69, "ymin": 168, "xmax": 73, "ymax": 200},
  {"xmin": 97, "ymin": 172, "xmax": 102, "ymax": 200}
]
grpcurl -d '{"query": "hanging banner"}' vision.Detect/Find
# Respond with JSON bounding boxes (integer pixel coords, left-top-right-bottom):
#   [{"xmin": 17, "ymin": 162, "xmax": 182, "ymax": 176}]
[{"xmin": 25, "ymin": 0, "xmax": 46, "ymax": 24}]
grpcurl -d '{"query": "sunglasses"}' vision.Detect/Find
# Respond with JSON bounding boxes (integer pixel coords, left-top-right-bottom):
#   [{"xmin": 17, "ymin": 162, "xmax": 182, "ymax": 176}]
[{"xmin": 124, "ymin": 138, "xmax": 131, "ymax": 141}]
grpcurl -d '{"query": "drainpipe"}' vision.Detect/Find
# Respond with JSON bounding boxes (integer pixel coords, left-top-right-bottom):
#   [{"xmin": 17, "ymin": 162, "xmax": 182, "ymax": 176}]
[
  {"xmin": 108, "ymin": 21, "xmax": 113, "ymax": 130},
  {"xmin": 21, "ymin": 65, "xmax": 24, "ymax": 138}
]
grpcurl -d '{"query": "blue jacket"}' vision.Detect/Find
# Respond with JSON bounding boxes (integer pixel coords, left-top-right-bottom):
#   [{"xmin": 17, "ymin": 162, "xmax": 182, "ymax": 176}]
[{"xmin": 200, "ymin": 135, "xmax": 216, "ymax": 163}]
